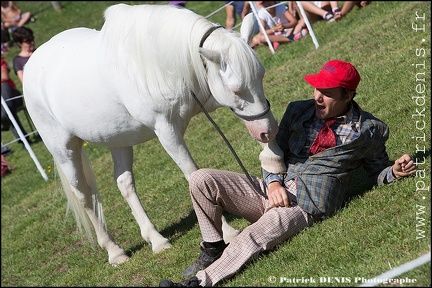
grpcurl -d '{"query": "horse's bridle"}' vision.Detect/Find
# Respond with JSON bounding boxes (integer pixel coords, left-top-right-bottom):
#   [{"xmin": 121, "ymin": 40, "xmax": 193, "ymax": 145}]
[
  {"xmin": 199, "ymin": 25, "xmax": 271, "ymax": 121},
  {"xmin": 193, "ymin": 25, "xmax": 269, "ymax": 199},
  {"xmin": 199, "ymin": 25, "xmax": 223, "ymax": 48},
  {"xmin": 230, "ymin": 99, "xmax": 271, "ymax": 121}
]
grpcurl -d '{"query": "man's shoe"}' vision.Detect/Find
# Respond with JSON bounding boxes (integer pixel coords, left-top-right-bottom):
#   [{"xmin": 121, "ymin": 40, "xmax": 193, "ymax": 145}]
[
  {"xmin": 159, "ymin": 276, "xmax": 201, "ymax": 287},
  {"xmin": 182, "ymin": 241, "xmax": 228, "ymax": 278}
]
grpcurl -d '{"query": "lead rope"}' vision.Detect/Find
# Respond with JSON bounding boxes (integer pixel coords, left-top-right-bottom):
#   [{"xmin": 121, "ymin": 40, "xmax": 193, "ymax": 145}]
[{"xmin": 191, "ymin": 92, "xmax": 268, "ymax": 199}]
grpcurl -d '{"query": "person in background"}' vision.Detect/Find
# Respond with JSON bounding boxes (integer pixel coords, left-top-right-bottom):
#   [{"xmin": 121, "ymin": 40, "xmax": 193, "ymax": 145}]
[
  {"xmin": 300, "ymin": 1, "xmax": 342, "ymax": 23},
  {"xmin": 11, "ymin": 26, "xmax": 35, "ymax": 84},
  {"xmin": 237, "ymin": 1, "xmax": 259, "ymax": 37},
  {"xmin": 287, "ymin": 1, "xmax": 308, "ymax": 41},
  {"xmin": 224, "ymin": 1, "xmax": 245, "ymax": 30},
  {"xmin": 159, "ymin": 59, "xmax": 417, "ymax": 287},
  {"xmin": 339, "ymin": 1, "xmax": 372, "ymax": 18},
  {"xmin": 1, "ymin": 56, "xmax": 30, "ymax": 148},
  {"xmin": 1, "ymin": 22, "xmax": 12, "ymax": 54},
  {"xmin": 1, "ymin": 1, "xmax": 33, "ymax": 31},
  {"xmin": 1, "ymin": 1, "xmax": 34, "ymax": 53},
  {"xmin": 249, "ymin": 1, "xmax": 298, "ymax": 51}
]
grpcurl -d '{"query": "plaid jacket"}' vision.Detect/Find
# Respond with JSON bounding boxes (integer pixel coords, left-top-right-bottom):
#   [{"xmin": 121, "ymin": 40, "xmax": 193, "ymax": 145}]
[{"xmin": 262, "ymin": 99, "xmax": 393, "ymax": 219}]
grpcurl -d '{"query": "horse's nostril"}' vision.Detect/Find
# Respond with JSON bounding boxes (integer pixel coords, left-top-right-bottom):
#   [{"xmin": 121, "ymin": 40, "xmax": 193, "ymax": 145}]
[{"xmin": 260, "ymin": 133, "xmax": 271, "ymax": 143}]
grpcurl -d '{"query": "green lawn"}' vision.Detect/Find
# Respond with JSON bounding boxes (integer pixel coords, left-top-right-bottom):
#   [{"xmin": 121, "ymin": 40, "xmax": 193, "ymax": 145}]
[{"xmin": 1, "ymin": 1, "xmax": 430, "ymax": 287}]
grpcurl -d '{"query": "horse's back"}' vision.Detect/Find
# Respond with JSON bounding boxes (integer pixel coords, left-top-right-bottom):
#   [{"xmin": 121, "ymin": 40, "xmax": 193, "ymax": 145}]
[
  {"xmin": 24, "ymin": 28, "xmax": 104, "ymax": 121},
  {"xmin": 25, "ymin": 27, "xmax": 101, "ymax": 101},
  {"xmin": 25, "ymin": 27, "xmax": 100, "ymax": 85},
  {"xmin": 24, "ymin": 3, "xmax": 201, "ymax": 118},
  {"xmin": 23, "ymin": 3, "xmax": 222, "ymax": 148},
  {"xmin": 23, "ymin": 27, "xmax": 155, "ymax": 147}
]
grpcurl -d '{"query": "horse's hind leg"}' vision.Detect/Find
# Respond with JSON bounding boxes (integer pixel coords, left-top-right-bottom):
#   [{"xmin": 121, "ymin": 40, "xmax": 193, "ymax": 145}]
[
  {"xmin": 78, "ymin": 148, "xmax": 130, "ymax": 265},
  {"xmin": 50, "ymin": 136, "xmax": 129, "ymax": 265},
  {"xmin": 110, "ymin": 146, "xmax": 171, "ymax": 253}
]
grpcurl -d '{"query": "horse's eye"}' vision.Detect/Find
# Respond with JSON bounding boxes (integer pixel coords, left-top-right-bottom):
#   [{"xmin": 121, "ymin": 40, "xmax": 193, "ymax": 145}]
[{"xmin": 220, "ymin": 67, "xmax": 242, "ymax": 93}]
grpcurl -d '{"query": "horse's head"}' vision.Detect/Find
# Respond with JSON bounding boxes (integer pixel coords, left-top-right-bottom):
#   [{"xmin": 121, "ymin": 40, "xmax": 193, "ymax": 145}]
[{"xmin": 198, "ymin": 29, "xmax": 278, "ymax": 144}]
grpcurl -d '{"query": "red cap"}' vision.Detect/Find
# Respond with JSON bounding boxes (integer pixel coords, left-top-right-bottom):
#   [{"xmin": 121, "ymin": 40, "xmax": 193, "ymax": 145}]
[{"xmin": 304, "ymin": 60, "xmax": 361, "ymax": 90}]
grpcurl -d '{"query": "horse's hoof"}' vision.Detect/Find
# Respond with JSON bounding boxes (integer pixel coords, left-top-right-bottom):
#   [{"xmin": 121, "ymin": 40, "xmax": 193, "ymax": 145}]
[
  {"xmin": 110, "ymin": 253, "xmax": 130, "ymax": 267},
  {"xmin": 152, "ymin": 239, "xmax": 172, "ymax": 253}
]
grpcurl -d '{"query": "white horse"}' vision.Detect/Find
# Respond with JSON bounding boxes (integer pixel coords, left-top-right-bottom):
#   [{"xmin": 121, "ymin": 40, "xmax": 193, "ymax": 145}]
[{"xmin": 23, "ymin": 4, "xmax": 278, "ymax": 265}]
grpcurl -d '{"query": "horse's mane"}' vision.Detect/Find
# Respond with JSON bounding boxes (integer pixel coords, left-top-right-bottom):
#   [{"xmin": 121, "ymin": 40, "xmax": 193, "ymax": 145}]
[
  {"xmin": 100, "ymin": 4, "xmax": 261, "ymax": 103},
  {"xmin": 201, "ymin": 26, "xmax": 262, "ymax": 89}
]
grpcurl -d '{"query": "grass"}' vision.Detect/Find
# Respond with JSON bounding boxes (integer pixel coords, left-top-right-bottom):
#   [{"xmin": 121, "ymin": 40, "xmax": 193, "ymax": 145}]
[{"xmin": 1, "ymin": 1, "xmax": 431, "ymax": 287}]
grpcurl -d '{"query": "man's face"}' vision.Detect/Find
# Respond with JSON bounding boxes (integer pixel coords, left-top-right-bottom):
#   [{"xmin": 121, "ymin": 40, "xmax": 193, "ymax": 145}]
[{"xmin": 313, "ymin": 87, "xmax": 351, "ymax": 119}]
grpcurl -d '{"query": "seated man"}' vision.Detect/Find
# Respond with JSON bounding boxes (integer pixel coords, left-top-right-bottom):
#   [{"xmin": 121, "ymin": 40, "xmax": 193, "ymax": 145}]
[{"xmin": 159, "ymin": 59, "xmax": 417, "ymax": 287}]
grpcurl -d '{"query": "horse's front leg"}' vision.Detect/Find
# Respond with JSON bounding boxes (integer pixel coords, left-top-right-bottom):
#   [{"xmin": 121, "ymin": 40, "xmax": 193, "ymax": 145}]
[
  {"xmin": 155, "ymin": 124, "xmax": 240, "ymax": 243},
  {"xmin": 110, "ymin": 146, "xmax": 171, "ymax": 253}
]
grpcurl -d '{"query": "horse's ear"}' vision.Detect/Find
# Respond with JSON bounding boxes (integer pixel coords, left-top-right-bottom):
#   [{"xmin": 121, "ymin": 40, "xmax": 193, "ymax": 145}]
[
  {"xmin": 198, "ymin": 48, "xmax": 221, "ymax": 64},
  {"xmin": 240, "ymin": 13, "xmax": 256, "ymax": 43},
  {"xmin": 199, "ymin": 48, "xmax": 228, "ymax": 72}
]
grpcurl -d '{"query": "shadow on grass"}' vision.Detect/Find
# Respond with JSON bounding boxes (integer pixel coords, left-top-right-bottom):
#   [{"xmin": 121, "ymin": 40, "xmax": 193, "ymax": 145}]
[
  {"xmin": 160, "ymin": 210, "xmax": 199, "ymax": 243},
  {"xmin": 125, "ymin": 210, "xmax": 198, "ymax": 256}
]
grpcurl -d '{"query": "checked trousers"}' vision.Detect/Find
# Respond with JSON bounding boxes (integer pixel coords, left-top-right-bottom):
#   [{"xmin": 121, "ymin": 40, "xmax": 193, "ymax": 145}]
[{"xmin": 189, "ymin": 168, "xmax": 314, "ymax": 287}]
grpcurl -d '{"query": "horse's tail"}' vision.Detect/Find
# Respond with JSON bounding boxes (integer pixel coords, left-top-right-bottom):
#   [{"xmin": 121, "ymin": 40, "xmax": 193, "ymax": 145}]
[{"xmin": 55, "ymin": 149, "xmax": 107, "ymax": 247}]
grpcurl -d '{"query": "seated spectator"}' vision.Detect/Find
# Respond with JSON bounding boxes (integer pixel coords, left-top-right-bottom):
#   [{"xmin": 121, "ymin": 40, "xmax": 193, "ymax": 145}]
[
  {"xmin": 12, "ymin": 26, "xmax": 35, "ymax": 84},
  {"xmin": 287, "ymin": 1, "xmax": 308, "ymax": 41},
  {"xmin": 340, "ymin": 1, "xmax": 372, "ymax": 18},
  {"xmin": 250, "ymin": 1, "xmax": 299, "ymax": 51},
  {"xmin": 1, "ymin": 1, "xmax": 33, "ymax": 31},
  {"xmin": 237, "ymin": 2, "xmax": 259, "ymax": 36},
  {"xmin": 1, "ymin": 22, "xmax": 12, "ymax": 54},
  {"xmin": 1, "ymin": 56, "xmax": 30, "ymax": 147},
  {"xmin": 225, "ymin": 1, "xmax": 246, "ymax": 30},
  {"xmin": 299, "ymin": 1, "xmax": 342, "ymax": 24}
]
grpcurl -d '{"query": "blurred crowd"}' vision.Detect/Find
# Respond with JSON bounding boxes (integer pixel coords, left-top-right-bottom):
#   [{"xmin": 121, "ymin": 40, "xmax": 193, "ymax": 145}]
[
  {"xmin": 170, "ymin": 1, "xmax": 371, "ymax": 51},
  {"xmin": 1, "ymin": 1, "xmax": 37, "ymax": 154}
]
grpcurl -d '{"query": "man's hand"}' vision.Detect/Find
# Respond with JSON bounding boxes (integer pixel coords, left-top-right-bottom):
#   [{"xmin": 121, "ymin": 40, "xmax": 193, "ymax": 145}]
[
  {"xmin": 267, "ymin": 182, "xmax": 291, "ymax": 207},
  {"xmin": 392, "ymin": 154, "xmax": 417, "ymax": 178}
]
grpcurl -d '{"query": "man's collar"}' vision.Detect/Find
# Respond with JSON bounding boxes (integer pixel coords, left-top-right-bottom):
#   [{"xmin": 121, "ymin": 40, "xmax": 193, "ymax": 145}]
[{"xmin": 335, "ymin": 102, "xmax": 355, "ymax": 124}]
